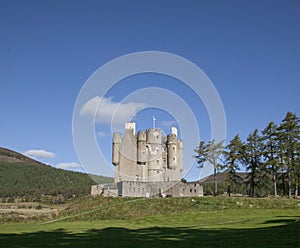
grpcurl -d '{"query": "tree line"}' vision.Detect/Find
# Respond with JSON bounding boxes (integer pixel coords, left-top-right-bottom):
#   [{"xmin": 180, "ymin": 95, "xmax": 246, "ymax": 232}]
[
  {"xmin": 0, "ymin": 161, "xmax": 113, "ymax": 200},
  {"xmin": 194, "ymin": 112, "xmax": 300, "ymax": 198}
]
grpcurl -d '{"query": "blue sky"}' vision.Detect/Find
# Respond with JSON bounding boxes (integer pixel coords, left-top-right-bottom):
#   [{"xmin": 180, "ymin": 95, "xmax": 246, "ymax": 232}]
[{"xmin": 0, "ymin": 1, "xmax": 299, "ymax": 180}]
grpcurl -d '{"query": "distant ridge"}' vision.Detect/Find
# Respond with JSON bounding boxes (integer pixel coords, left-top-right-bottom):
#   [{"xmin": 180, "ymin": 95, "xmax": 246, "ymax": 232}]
[
  {"xmin": 0, "ymin": 147, "xmax": 113, "ymax": 198},
  {"xmin": 0, "ymin": 147, "xmax": 42, "ymax": 165},
  {"xmin": 199, "ymin": 172, "xmax": 248, "ymax": 184}
]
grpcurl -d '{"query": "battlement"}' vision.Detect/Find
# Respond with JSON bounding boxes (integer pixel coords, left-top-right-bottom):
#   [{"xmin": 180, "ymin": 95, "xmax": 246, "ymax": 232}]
[
  {"xmin": 146, "ymin": 128, "xmax": 162, "ymax": 144},
  {"xmin": 113, "ymin": 133, "xmax": 122, "ymax": 144}
]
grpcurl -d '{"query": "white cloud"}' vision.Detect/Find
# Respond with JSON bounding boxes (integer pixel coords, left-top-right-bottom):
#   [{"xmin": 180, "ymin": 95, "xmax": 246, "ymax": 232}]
[
  {"xmin": 80, "ymin": 96, "xmax": 146, "ymax": 125},
  {"xmin": 24, "ymin": 149, "xmax": 55, "ymax": 159},
  {"xmin": 161, "ymin": 120, "xmax": 177, "ymax": 128},
  {"xmin": 97, "ymin": 131, "xmax": 106, "ymax": 137},
  {"xmin": 56, "ymin": 162, "xmax": 82, "ymax": 169}
]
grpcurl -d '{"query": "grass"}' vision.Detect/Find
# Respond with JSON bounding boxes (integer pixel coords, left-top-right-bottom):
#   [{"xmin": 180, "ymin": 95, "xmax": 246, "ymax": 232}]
[{"xmin": 0, "ymin": 197, "xmax": 300, "ymax": 247}]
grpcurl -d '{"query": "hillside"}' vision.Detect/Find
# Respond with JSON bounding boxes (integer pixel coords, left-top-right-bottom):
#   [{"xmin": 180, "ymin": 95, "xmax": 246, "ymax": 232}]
[
  {"xmin": 199, "ymin": 172, "xmax": 248, "ymax": 184},
  {"xmin": 198, "ymin": 172, "xmax": 250, "ymax": 196},
  {"xmin": 0, "ymin": 147, "xmax": 43, "ymax": 165},
  {"xmin": 0, "ymin": 147, "xmax": 113, "ymax": 199}
]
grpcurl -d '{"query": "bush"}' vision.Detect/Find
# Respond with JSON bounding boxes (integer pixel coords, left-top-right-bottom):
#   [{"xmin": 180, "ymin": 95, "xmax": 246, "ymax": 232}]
[{"xmin": 35, "ymin": 205, "xmax": 42, "ymax": 210}]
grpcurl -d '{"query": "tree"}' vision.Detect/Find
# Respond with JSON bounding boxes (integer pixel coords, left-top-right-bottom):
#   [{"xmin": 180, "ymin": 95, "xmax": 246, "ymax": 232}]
[
  {"xmin": 223, "ymin": 135, "xmax": 244, "ymax": 196},
  {"xmin": 277, "ymin": 112, "xmax": 300, "ymax": 198},
  {"xmin": 194, "ymin": 141, "xmax": 208, "ymax": 169},
  {"xmin": 194, "ymin": 140, "xmax": 224, "ymax": 196},
  {"xmin": 207, "ymin": 140, "xmax": 225, "ymax": 196},
  {"xmin": 243, "ymin": 129, "xmax": 263, "ymax": 197},
  {"xmin": 261, "ymin": 122, "xmax": 279, "ymax": 196}
]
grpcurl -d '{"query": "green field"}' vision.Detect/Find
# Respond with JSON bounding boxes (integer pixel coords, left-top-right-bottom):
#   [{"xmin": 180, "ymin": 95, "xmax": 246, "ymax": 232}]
[{"xmin": 0, "ymin": 197, "xmax": 300, "ymax": 247}]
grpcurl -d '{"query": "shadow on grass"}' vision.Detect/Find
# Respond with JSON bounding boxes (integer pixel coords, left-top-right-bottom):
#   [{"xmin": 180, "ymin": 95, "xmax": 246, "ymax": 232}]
[{"xmin": 0, "ymin": 220, "xmax": 299, "ymax": 247}]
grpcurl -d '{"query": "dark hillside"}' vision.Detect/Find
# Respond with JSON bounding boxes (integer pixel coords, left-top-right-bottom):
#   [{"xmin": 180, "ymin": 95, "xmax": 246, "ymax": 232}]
[
  {"xmin": 199, "ymin": 172, "xmax": 248, "ymax": 184},
  {"xmin": 0, "ymin": 147, "xmax": 113, "ymax": 199},
  {"xmin": 0, "ymin": 147, "xmax": 42, "ymax": 165}
]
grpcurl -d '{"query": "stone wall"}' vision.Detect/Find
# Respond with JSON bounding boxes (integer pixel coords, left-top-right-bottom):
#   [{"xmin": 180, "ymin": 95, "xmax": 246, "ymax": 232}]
[{"xmin": 91, "ymin": 181, "xmax": 203, "ymax": 197}]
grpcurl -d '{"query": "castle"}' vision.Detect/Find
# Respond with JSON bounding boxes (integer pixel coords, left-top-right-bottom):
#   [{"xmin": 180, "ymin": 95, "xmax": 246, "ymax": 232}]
[
  {"xmin": 91, "ymin": 122, "xmax": 203, "ymax": 197},
  {"xmin": 113, "ymin": 122, "xmax": 183, "ymax": 183}
]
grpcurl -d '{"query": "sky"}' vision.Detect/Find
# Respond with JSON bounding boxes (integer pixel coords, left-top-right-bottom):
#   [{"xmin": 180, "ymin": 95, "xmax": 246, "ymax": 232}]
[{"xmin": 0, "ymin": 0, "xmax": 299, "ymax": 181}]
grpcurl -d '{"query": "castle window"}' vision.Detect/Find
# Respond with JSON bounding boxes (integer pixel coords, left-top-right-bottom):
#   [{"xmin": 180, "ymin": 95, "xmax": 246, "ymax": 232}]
[{"xmin": 157, "ymin": 160, "xmax": 159, "ymax": 164}]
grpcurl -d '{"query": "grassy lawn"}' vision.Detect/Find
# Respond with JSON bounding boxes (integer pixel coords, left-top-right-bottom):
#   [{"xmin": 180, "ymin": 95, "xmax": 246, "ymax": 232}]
[{"xmin": 0, "ymin": 197, "xmax": 299, "ymax": 247}]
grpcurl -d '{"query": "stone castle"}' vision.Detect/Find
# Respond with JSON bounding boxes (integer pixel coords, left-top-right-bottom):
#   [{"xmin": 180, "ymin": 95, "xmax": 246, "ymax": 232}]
[
  {"xmin": 113, "ymin": 122, "xmax": 183, "ymax": 183},
  {"xmin": 91, "ymin": 122, "xmax": 203, "ymax": 197}
]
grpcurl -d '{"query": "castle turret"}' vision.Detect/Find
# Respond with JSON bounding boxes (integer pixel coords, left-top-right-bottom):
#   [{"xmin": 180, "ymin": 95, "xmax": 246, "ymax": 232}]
[
  {"xmin": 125, "ymin": 122, "xmax": 136, "ymax": 136},
  {"xmin": 147, "ymin": 128, "xmax": 163, "ymax": 180},
  {"xmin": 137, "ymin": 131, "xmax": 147, "ymax": 164},
  {"xmin": 171, "ymin": 126, "xmax": 178, "ymax": 136},
  {"xmin": 112, "ymin": 133, "xmax": 121, "ymax": 166},
  {"xmin": 146, "ymin": 128, "xmax": 161, "ymax": 144},
  {"xmin": 177, "ymin": 139, "xmax": 183, "ymax": 171},
  {"xmin": 167, "ymin": 133, "xmax": 177, "ymax": 169}
]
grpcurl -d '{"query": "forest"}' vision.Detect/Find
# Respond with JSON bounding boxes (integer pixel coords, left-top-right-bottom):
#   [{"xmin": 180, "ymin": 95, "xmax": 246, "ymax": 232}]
[
  {"xmin": 194, "ymin": 111, "xmax": 300, "ymax": 198},
  {"xmin": 0, "ymin": 155, "xmax": 113, "ymax": 202}
]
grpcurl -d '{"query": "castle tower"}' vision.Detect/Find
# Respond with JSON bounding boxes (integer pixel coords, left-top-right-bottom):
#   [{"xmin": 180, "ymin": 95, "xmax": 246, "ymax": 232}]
[
  {"xmin": 146, "ymin": 128, "xmax": 163, "ymax": 181},
  {"xmin": 115, "ymin": 122, "xmax": 138, "ymax": 183},
  {"xmin": 176, "ymin": 139, "xmax": 184, "ymax": 178},
  {"xmin": 137, "ymin": 130, "xmax": 148, "ymax": 182},
  {"xmin": 112, "ymin": 133, "xmax": 121, "ymax": 166},
  {"xmin": 137, "ymin": 131, "xmax": 147, "ymax": 164},
  {"xmin": 177, "ymin": 139, "xmax": 183, "ymax": 169},
  {"xmin": 167, "ymin": 133, "xmax": 177, "ymax": 169}
]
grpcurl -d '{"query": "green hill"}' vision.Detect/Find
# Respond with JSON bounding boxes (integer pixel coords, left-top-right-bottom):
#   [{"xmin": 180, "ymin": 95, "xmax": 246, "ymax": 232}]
[{"xmin": 0, "ymin": 147, "xmax": 113, "ymax": 199}]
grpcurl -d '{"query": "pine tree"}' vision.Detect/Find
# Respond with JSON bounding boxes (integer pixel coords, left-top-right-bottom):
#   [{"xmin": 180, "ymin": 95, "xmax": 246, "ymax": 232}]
[
  {"xmin": 224, "ymin": 135, "xmax": 244, "ymax": 196},
  {"xmin": 194, "ymin": 141, "xmax": 208, "ymax": 169},
  {"xmin": 244, "ymin": 129, "xmax": 263, "ymax": 197},
  {"xmin": 277, "ymin": 112, "xmax": 300, "ymax": 198},
  {"xmin": 261, "ymin": 122, "xmax": 279, "ymax": 196}
]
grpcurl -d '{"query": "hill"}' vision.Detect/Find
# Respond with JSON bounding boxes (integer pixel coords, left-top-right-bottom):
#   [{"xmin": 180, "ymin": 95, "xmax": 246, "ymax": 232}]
[
  {"xmin": 199, "ymin": 172, "xmax": 248, "ymax": 184},
  {"xmin": 198, "ymin": 172, "xmax": 250, "ymax": 196},
  {"xmin": 0, "ymin": 147, "xmax": 43, "ymax": 165},
  {"xmin": 0, "ymin": 147, "xmax": 113, "ymax": 199}
]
